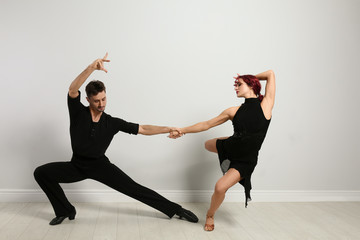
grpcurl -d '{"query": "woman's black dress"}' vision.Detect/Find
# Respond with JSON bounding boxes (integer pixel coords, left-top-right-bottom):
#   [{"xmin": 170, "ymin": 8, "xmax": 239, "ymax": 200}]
[{"xmin": 216, "ymin": 98, "xmax": 271, "ymax": 207}]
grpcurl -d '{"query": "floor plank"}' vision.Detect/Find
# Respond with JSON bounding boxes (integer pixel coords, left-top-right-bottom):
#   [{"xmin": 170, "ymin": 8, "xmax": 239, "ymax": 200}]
[
  {"xmin": 136, "ymin": 203, "xmax": 164, "ymax": 240},
  {"xmin": 16, "ymin": 203, "xmax": 52, "ymax": 240},
  {"xmin": 116, "ymin": 203, "xmax": 141, "ymax": 240},
  {"xmin": 67, "ymin": 203, "xmax": 100, "ymax": 240},
  {"xmin": 92, "ymin": 202, "xmax": 118, "ymax": 240},
  {"xmin": 0, "ymin": 203, "xmax": 45, "ymax": 240}
]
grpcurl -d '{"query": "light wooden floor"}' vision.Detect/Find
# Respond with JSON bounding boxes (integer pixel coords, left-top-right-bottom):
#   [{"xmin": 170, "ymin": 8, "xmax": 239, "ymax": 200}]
[{"xmin": 0, "ymin": 202, "xmax": 359, "ymax": 240}]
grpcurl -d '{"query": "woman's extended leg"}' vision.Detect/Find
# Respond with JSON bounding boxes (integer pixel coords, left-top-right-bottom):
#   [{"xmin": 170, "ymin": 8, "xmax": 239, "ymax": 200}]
[{"xmin": 205, "ymin": 168, "xmax": 242, "ymax": 231}]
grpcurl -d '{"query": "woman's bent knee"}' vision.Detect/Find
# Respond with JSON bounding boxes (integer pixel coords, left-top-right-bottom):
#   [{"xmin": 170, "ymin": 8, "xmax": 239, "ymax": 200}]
[
  {"xmin": 204, "ymin": 141, "xmax": 211, "ymax": 151},
  {"xmin": 205, "ymin": 139, "xmax": 217, "ymax": 153}
]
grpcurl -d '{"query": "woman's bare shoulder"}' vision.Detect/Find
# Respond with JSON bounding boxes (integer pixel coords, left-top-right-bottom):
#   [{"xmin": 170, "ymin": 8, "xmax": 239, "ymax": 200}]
[{"xmin": 223, "ymin": 106, "xmax": 241, "ymax": 120}]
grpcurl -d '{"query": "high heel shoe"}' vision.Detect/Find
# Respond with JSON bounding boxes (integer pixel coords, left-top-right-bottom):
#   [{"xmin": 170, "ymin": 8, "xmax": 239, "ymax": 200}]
[
  {"xmin": 204, "ymin": 214, "xmax": 215, "ymax": 231},
  {"xmin": 49, "ymin": 208, "xmax": 76, "ymax": 225}
]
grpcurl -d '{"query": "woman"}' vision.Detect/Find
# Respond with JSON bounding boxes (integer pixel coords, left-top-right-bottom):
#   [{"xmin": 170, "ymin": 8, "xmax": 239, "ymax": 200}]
[{"xmin": 170, "ymin": 70, "xmax": 275, "ymax": 231}]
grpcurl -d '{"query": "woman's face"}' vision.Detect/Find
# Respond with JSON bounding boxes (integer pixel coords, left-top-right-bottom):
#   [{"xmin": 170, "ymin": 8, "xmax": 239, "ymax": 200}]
[{"xmin": 234, "ymin": 78, "xmax": 253, "ymax": 98}]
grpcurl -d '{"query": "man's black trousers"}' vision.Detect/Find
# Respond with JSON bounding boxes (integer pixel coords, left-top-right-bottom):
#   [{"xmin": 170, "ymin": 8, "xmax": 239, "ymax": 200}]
[{"xmin": 34, "ymin": 157, "xmax": 181, "ymax": 218}]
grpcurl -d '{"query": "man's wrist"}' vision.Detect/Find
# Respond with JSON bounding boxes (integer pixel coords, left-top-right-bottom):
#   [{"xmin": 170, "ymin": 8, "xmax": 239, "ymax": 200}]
[{"xmin": 87, "ymin": 64, "xmax": 96, "ymax": 72}]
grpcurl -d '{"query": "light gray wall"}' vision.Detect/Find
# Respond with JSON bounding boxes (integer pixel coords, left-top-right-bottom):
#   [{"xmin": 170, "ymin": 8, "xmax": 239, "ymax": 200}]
[{"xmin": 1, "ymin": 0, "xmax": 359, "ymax": 193}]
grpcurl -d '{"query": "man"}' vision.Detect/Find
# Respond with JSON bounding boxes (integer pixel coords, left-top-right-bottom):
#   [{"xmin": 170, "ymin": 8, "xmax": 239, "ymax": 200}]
[{"xmin": 34, "ymin": 53, "xmax": 198, "ymax": 225}]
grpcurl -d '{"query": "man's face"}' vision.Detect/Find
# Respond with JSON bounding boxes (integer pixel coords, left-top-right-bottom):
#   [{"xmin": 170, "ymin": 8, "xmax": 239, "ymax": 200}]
[{"xmin": 87, "ymin": 91, "xmax": 107, "ymax": 112}]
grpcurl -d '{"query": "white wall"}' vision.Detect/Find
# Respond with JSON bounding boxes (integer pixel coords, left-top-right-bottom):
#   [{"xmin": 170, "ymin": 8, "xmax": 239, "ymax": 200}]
[{"xmin": 1, "ymin": 0, "xmax": 360, "ymax": 199}]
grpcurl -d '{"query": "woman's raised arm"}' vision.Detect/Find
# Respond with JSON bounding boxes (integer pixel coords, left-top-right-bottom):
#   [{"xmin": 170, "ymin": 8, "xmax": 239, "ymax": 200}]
[{"xmin": 256, "ymin": 70, "xmax": 276, "ymax": 119}]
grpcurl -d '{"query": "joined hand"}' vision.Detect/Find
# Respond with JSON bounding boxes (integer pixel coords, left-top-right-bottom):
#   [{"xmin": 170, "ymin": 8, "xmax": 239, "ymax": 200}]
[{"xmin": 168, "ymin": 128, "xmax": 185, "ymax": 139}]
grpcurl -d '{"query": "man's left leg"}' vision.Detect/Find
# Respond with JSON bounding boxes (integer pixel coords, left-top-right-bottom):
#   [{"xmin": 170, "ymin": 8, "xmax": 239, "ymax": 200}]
[{"xmin": 89, "ymin": 161, "xmax": 198, "ymax": 222}]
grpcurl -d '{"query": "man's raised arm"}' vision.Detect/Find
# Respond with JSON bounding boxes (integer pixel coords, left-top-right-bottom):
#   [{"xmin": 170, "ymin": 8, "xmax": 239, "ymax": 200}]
[{"xmin": 68, "ymin": 53, "xmax": 110, "ymax": 98}]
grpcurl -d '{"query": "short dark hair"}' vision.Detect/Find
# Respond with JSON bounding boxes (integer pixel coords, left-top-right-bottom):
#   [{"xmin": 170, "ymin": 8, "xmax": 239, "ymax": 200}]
[{"xmin": 85, "ymin": 80, "xmax": 106, "ymax": 98}]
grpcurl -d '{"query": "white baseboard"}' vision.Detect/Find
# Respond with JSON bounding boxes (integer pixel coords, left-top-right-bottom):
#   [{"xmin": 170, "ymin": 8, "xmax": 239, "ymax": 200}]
[{"xmin": 1, "ymin": 189, "xmax": 360, "ymax": 203}]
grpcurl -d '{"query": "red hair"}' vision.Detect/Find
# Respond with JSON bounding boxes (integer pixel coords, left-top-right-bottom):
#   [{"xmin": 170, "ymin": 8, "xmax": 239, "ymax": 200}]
[{"xmin": 234, "ymin": 74, "xmax": 263, "ymax": 101}]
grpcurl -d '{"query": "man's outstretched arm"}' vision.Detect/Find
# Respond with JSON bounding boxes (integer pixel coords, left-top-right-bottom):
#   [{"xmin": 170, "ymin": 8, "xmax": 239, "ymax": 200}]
[
  {"xmin": 68, "ymin": 53, "xmax": 110, "ymax": 98},
  {"xmin": 138, "ymin": 125, "xmax": 180, "ymax": 136}
]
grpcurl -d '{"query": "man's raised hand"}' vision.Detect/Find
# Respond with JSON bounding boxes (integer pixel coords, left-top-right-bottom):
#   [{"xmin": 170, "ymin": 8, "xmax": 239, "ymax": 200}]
[{"xmin": 89, "ymin": 52, "xmax": 110, "ymax": 73}]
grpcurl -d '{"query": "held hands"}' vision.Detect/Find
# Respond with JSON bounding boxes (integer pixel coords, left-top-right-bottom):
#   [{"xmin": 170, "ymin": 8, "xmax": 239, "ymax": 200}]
[
  {"xmin": 168, "ymin": 128, "xmax": 185, "ymax": 139},
  {"xmin": 89, "ymin": 52, "xmax": 110, "ymax": 73}
]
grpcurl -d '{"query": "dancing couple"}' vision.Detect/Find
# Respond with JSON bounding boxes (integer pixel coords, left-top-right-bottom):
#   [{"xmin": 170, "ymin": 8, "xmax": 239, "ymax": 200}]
[{"xmin": 34, "ymin": 53, "xmax": 275, "ymax": 231}]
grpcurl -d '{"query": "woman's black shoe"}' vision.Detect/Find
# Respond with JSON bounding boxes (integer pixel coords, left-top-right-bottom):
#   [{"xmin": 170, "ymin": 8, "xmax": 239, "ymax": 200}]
[
  {"xmin": 176, "ymin": 208, "xmax": 199, "ymax": 223},
  {"xmin": 49, "ymin": 209, "xmax": 76, "ymax": 225}
]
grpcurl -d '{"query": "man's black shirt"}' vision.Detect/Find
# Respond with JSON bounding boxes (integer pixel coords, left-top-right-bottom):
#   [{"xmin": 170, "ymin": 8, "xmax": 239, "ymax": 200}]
[{"xmin": 67, "ymin": 91, "xmax": 139, "ymax": 159}]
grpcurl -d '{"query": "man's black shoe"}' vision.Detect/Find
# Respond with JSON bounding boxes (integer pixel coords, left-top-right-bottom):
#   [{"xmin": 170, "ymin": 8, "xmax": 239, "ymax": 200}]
[
  {"xmin": 176, "ymin": 208, "xmax": 199, "ymax": 223},
  {"xmin": 49, "ymin": 209, "xmax": 76, "ymax": 225}
]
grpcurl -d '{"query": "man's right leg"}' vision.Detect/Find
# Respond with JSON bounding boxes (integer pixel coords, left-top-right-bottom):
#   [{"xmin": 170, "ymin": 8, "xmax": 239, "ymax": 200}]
[{"xmin": 34, "ymin": 162, "xmax": 85, "ymax": 217}]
